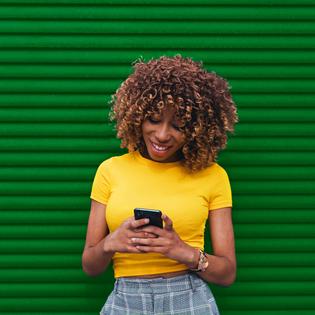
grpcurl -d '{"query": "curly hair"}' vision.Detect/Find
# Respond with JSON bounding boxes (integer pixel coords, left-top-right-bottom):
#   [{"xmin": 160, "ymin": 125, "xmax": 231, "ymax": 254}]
[{"xmin": 110, "ymin": 55, "xmax": 238, "ymax": 172}]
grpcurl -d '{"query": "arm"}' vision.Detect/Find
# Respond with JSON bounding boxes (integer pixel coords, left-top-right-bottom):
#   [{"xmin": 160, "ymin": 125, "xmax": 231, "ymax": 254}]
[
  {"xmin": 197, "ymin": 207, "xmax": 236, "ymax": 286},
  {"xmin": 82, "ymin": 200, "xmax": 112, "ymax": 276},
  {"xmin": 82, "ymin": 199, "xmax": 154, "ymax": 277},
  {"xmin": 132, "ymin": 207, "xmax": 236, "ymax": 286}
]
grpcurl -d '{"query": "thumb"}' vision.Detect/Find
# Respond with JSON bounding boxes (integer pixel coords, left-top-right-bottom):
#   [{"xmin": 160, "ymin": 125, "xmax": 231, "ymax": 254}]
[{"xmin": 162, "ymin": 214, "xmax": 173, "ymax": 231}]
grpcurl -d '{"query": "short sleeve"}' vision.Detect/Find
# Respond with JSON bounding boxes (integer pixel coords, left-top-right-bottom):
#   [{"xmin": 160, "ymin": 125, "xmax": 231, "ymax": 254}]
[
  {"xmin": 90, "ymin": 160, "xmax": 111, "ymax": 205},
  {"xmin": 208, "ymin": 165, "xmax": 233, "ymax": 210}
]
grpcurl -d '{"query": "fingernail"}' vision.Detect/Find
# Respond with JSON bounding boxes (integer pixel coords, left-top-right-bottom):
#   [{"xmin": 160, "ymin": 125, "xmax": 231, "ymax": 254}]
[
  {"xmin": 144, "ymin": 218, "xmax": 149, "ymax": 223},
  {"xmin": 131, "ymin": 238, "xmax": 137, "ymax": 242}
]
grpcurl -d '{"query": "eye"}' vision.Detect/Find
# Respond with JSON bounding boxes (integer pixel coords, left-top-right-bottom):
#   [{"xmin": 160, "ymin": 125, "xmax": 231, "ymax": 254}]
[
  {"xmin": 148, "ymin": 116, "xmax": 160, "ymax": 124},
  {"xmin": 172, "ymin": 124, "xmax": 181, "ymax": 131},
  {"xmin": 172, "ymin": 122, "xmax": 185, "ymax": 131}
]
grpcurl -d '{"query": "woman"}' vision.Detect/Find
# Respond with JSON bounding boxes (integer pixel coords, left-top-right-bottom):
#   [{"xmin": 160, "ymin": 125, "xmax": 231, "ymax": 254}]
[{"xmin": 82, "ymin": 55, "xmax": 238, "ymax": 315}]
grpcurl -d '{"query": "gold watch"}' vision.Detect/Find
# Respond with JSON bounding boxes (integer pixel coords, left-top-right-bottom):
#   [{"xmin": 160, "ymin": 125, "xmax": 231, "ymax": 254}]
[{"xmin": 190, "ymin": 249, "xmax": 209, "ymax": 272}]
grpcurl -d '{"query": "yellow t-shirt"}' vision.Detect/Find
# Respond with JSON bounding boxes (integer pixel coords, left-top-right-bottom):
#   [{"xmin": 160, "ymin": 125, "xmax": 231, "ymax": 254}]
[{"xmin": 90, "ymin": 151, "xmax": 232, "ymax": 278}]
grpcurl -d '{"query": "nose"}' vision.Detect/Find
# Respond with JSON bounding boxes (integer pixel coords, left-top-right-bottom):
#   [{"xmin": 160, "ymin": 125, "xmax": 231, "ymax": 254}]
[{"xmin": 155, "ymin": 123, "xmax": 171, "ymax": 143}]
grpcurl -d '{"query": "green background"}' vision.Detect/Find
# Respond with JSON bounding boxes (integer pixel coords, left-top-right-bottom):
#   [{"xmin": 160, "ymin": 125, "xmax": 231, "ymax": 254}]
[{"xmin": 1, "ymin": 0, "xmax": 315, "ymax": 314}]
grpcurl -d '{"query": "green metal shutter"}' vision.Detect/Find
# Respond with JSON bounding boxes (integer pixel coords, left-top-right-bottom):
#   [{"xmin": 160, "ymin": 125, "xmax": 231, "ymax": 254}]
[{"xmin": 1, "ymin": 1, "xmax": 315, "ymax": 314}]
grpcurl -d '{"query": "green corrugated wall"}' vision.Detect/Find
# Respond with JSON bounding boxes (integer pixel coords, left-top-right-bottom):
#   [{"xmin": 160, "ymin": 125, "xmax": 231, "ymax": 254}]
[{"xmin": 1, "ymin": 0, "xmax": 315, "ymax": 314}]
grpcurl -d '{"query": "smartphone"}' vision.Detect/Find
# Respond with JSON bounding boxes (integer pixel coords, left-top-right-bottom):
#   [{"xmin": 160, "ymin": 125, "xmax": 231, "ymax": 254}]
[{"xmin": 134, "ymin": 208, "xmax": 163, "ymax": 228}]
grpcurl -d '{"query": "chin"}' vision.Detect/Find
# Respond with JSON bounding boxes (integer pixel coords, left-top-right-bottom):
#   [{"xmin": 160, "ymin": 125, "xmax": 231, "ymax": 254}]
[{"xmin": 149, "ymin": 151, "xmax": 178, "ymax": 163}]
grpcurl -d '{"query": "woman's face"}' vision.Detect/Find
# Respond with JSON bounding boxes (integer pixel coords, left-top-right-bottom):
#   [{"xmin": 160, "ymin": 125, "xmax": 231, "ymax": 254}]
[{"xmin": 141, "ymin": 107, "xmax": 186, "ymax": 163}]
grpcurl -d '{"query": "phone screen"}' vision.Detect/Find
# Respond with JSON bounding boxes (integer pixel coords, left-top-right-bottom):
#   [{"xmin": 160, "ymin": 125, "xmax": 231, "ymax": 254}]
[{"xmin": 134, "ymin": 208, "xmax": 163, "ymax": 228}]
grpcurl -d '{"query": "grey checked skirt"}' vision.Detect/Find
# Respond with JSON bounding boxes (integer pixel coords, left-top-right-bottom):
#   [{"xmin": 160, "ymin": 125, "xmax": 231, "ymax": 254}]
[{"xmin": 100, "ymin": 272, "xmax": 220, "ymax": 315}]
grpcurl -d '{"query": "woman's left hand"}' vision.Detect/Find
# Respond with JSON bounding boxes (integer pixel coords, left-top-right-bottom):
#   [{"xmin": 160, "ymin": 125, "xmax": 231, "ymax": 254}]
[{"xmin": 131, "ymin": 214, "xmax": 198, "ymax": 268}]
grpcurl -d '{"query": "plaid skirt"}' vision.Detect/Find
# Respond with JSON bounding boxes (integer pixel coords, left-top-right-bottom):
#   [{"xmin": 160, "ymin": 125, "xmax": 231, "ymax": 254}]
[{"xmin": 100, "ymin": 272, "xmax": 220, "ymax": 315}]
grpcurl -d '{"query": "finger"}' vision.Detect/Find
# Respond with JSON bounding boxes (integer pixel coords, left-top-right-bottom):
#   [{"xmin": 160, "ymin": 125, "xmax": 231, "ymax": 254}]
[
  {"xmin": 130, "ymin": 218, "xmax": 149, "ymax": 229},
  {"xmin": 133, "ymin": 231, "xmax": 158, "ymax": 238},
  {"xmin": 139, "ymin": 225, "xmax": 164, "ymax": 236},
  {"xmin": 125, "ymin": 245, "xmax": 142, "ymax": 253},
  {"xmin": 162, "ymin": 214, "xmax": 173, "ymax": 231},
  {"xmin": 131, "ymin": 237, "xmax": 160, "ymax": 246},
  {"xmin": 146, "ymin": 232, "xmax": 159, "ymax": 238},
  {"xmin": 123, "ymin": 216, "xmax": 136, "ymax": 227},
  {"xmin": 135, "ymin": 245, "xmax": 161, "ymax": 253}
]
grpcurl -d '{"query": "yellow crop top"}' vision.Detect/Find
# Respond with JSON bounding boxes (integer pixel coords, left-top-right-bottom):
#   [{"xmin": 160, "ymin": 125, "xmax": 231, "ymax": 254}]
[{"xmin": 90, "ymin": 151, "xmax": 232, "ymax": 278}]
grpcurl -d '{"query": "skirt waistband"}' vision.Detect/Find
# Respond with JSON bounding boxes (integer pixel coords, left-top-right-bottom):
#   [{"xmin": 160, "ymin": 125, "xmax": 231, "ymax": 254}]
[{"xmin": 114, "ymin": 272, "xmax": 206, "ymax": 294}]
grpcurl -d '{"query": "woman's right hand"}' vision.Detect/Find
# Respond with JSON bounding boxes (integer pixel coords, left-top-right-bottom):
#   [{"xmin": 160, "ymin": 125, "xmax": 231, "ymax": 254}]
[{"xmin": 103, "ymin": 217, "xmax": 155, "ymax": 254}]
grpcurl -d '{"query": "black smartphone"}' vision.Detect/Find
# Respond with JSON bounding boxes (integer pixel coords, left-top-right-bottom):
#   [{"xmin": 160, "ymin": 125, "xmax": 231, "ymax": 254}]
[{"xmin": 134, "ymin": 208, "xmax": 163, "ymax": 228}]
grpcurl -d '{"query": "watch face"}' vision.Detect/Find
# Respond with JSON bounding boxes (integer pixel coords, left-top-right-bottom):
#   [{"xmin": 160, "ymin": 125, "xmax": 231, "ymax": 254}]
[
  {"xmin": 189, "ymin": 250, "xmax": 208, "ymax": 272},
  {"xmin": 199, "ymin": 251, "xmax": 208, "ymax": 272},
  {"xmin": 201, "ymin": 260, "xmax": 209, "ymax": 272}
]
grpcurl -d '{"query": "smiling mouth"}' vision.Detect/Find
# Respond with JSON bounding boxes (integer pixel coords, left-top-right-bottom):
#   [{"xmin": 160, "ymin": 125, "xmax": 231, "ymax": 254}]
[{"xmin": 151, "ymin": 141, "xmax": 170, "ymax": 152}]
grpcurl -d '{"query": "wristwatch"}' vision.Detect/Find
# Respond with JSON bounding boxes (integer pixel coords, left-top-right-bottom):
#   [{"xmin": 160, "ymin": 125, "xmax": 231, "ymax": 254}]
[{"xmin": 190, "ymin": 249, "xmax": 209, "ymax": 272}]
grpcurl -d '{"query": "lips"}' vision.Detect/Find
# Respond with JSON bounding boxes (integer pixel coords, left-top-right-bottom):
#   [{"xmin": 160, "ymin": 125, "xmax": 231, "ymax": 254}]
[{"xmin": 150, "ymin": 141, "xmax": 171, "ymax": 153}]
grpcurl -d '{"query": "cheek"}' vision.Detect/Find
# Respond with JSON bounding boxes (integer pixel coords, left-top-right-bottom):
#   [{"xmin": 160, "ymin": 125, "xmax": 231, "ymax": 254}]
[
  {"xmin": 142, "ymin": 123, "xmax": 157, "ymax": 139},
  {"xmin": 141, "ymin": 123, "xmax": 148, "ymax": 136}
]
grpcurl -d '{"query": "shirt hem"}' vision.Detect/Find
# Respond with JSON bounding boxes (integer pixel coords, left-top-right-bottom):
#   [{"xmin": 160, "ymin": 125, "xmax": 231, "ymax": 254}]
[
  {"xmin": 90, "ymin": 195, "xmax": 108, "ymax": 205},
  {"xmin": 209, "ymin": 202, "xmax": 232, "ymax": 211},
  {"xmin": 114, "ymin": 266, "xmax": 189, "ymax": 278}
]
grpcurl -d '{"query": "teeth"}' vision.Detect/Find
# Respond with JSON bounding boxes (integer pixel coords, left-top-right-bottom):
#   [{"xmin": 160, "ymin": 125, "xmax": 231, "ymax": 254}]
[{"xmin": 152, "ymin": 142, "xmax": 168, "ymax": 151}]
